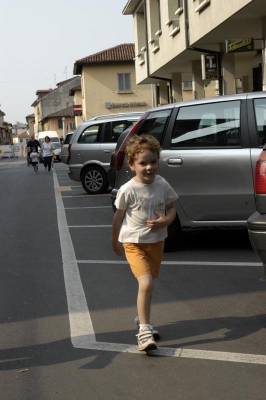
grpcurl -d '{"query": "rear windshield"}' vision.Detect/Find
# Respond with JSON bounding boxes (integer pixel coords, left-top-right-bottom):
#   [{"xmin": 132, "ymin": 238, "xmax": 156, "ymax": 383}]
[
  {"xmin": 64, "ymin": 133, "xmax": 73, "ymax": 145},
  {"xmin": 137, "ymin": 109, "xmax": 172, "ymax": 142}
]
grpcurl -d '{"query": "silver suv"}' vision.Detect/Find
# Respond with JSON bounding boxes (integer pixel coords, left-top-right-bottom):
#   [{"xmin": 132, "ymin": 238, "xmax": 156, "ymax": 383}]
[
  {"xmin": 109, "ymin": 92, "xmax": 266, "ymax": 251},
  {"xmin": 68, "ymin": 112, "xmax": 143, "ymax": 194}
]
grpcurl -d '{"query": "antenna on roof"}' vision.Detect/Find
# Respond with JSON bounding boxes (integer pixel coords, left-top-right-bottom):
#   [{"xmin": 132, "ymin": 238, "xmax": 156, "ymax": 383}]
[
  {"xmin": 54, "ymin": 74, "xmax": 56, "ymax": 86},
  {"xmin": 63, "ymin": 66, "xmax": 67, "ymax": 80}
]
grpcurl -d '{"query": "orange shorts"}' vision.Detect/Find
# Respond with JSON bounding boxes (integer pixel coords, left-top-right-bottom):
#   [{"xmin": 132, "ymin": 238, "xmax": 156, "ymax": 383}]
[{"xmin": 123, "ymin": 242, "xmax": 164, "ymax": 279}]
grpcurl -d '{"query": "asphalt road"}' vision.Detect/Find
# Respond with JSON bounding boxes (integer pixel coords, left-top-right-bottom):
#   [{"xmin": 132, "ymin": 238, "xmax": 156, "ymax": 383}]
[{"xmin": 1, "ymin": 157, "xmax": 266, "ymax": 400}]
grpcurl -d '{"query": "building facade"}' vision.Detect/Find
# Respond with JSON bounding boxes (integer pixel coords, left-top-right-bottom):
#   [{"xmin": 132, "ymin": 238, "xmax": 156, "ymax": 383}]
[
  {"xmin": 123, "ymin": 0, "xmax": 266, "ymax": 104},
  {"xmin": 31, "ymin": 77, "xmax": 81, "ymax": 135},
  {"xmin": 73, "ymin": 43, "xmax": 153, "ymax": 120}
]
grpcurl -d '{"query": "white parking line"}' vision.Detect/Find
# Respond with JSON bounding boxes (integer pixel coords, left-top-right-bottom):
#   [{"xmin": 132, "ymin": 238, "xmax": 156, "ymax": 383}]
[
  {"xmin": 62, "ymin": 194, "xmax": 110, "ymax": 198},
  {"xmin": 53, "ymin": 172, "xmax": 96, "ymax": 347},
  {"xmin": 65, "ymin": 206, "xmax": 112, "ymax": 210},
  {"xmin": 53, "ymin": 171, "xmax": 266, "ymax": 364},
  {"xmin": 76, "ymin": 260, "xmax": 262, "ymax": 267},
  {"xmin": 69, "ymin": 225, "xmax": 111, "ymax": 228}
]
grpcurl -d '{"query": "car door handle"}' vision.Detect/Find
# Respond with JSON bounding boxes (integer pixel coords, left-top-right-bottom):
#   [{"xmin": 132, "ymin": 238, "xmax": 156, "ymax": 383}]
[
  {"xmin": 103, "ymin": 150, "xmax": 110, "ymax": 153},
  {"xmin": 167, "ymin": 158, "xmax": 183, "ymax": 165}
]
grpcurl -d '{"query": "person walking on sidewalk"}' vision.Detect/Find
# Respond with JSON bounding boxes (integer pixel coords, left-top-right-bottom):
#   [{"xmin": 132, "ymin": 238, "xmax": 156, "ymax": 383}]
[
  {"xmin": 41, "ymin": 136, "xmax": 55, "ymax": 173},
  {"xmin": 29, "ymin": 146, "xmax": 39, "ymax": 174},
  {"xmin": 112, "ymin": 134, "xmax": 178, "ymax": 352}
]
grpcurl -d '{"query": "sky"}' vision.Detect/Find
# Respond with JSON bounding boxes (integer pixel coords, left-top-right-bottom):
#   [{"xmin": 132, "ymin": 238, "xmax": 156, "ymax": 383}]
[{"xmin": 0, "ymin": 0, "xmax": 134, "ymax": 125}]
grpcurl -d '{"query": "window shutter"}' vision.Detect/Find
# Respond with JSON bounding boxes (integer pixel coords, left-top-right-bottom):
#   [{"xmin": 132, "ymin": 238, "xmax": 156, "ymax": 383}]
[
  {"xmin": 125, "ymin": 74, "xmax": 131, "ymax": 91},
  {"xmin": 118, "ymin": 74, "xmax": 124, "ymax": 91}
]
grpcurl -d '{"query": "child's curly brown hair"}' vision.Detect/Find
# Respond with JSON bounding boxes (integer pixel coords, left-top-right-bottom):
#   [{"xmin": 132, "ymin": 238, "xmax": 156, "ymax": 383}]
[{"xmin": 125, "ymin": 134, "xmax": 161, "ymax": 166}]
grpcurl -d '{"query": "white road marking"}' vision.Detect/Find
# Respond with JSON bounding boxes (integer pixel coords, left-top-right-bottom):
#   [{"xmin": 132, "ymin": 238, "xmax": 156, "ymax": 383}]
[
  {"xmin": 65, "ymin": 206, "xmax": 112, "ymax": 210},
  {"xmin": 76, "ymin": 260, "xmax": 262, "ymax": 267},
  {"xmin": 54, "ymin": 171, "xmax": 265, "ymax": 364},
  {"xmin": 76, "ymin": 342, "xmax": 266, "ymax": 364},
  {"xmin": 69, "ymin": 225, "xmax": 112, "ymax": 228},
  {"xmin": 62, "ymin": 194, "xmax": 110, "ymax": 198},
  {"xmin": 53, "ymin": 172, "xmax": 96, "ymax": 347}
]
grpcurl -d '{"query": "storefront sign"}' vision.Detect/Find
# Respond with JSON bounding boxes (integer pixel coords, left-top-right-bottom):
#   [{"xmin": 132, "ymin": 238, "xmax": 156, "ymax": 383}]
[
  {"xmin": 225, "ymin": 39, "xmax": 254, "ymax": 53},
  {"xmin": 201, "ymin": 54, "xmax": 220, "ymax": 80},
  {"xmin": 105, "ymin": 101, "xmax": 147, "ymax": 109}
]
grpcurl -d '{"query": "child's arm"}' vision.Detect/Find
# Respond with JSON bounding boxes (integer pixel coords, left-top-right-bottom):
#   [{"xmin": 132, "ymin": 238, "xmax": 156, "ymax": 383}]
[
  {"xmin": 146, "ymin": 202, "xmax": 176, "ymax": 232},
  {"xmin": 112, "ymin": 209, "xmax": 126, "ymax": 256}
]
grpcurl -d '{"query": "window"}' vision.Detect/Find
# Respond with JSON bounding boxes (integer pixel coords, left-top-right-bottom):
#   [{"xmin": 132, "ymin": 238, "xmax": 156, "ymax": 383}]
[
  {"xmin": 149, "ymin": 0, "xmax": 161, "ymax": 37},
  {"xmin": 78, "ymin": 124, "xmax": 101, "ymax": 143},
  {"xmin": 182, "ymin": 81, "xmax": 193, "ymax": 90},
  {"xmin": 103, "ymin": 120, "xmax": 138, "ymax": 143},
  {"xmin": 137, "ymin": 109, "xmax": 172, "ymax": 142},
  {"xmin": 136, "ymin": 3, "xmax": 145, "ymax": 55},
  {"xmin": 157, "ymin": 0, "xmax": 161, "ymax": 31},
  {"xmin": 58, "ymin": 119, "xmax": 63, "ymax": 129},
  {"xmin": 254, "ymin": 98, "xmax": 266, "ymax": 146},
  {"xmin": 171, "ymin": 101, "xmax": 241, "ymax": 148},
  {"xmin": 20, "ymin": 139, "xmax": 23, "ymax": 143},
  {"xmin": 118, "ymin": 73, "xmax": 131, "ymax": 92},
  {"xmin": 64, "ymin": 133, "xmax": 73, "ymax": 145},
  {"xmin": 70, "ymin": 122, "xmax": 76, "ymax": 130}
]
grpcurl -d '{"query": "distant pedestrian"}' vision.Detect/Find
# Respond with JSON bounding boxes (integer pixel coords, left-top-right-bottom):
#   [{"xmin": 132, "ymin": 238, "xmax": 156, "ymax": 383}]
[
  {"xmin": 30, "ymin": 146, "xmax": 39, "ymax": 174},
  {"xmin": 112, "ymin": 134, "xmax": 178, "ymax": 352},
  {"xmin": 27, "ymin": 135, "xmax": 41, "ymax": 166},
  {"xmin": 41, "ymin": 136, "xmax": 55, "ymax": 173}
]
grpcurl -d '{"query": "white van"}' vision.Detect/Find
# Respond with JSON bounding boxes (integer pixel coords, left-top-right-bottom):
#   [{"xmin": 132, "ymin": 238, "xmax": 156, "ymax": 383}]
[{"xmin": 37, "ymin": 131, "xmax": 60, "ymax": 145}]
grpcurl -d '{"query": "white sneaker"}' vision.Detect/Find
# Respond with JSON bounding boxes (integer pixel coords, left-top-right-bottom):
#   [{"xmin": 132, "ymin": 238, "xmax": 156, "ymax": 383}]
[
  {"xmin": 136, "ymin": 326, "xmax": 157, "ymax": 351},
  {"xmin": 135, "ymin": 316, "xmax": 160, "ymax": 340}
]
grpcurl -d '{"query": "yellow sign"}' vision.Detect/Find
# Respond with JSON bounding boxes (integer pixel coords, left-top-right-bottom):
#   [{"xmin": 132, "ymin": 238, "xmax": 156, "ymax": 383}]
[{"xmin": 226, "ymin": 39, "xmax": 254, "ymax": 53}]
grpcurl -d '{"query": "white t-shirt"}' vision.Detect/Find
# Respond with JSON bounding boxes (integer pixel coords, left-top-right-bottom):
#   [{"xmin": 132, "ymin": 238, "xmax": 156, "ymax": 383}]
[
  {"xmin": 30, "ymin": 151, "xmax": 39, "ymax": 163},
  {"xmin": 42, "ymin": 142, "xmax": 55, "ymax": 157},
  {"xmin": 114, "ymin": 175, "xmax": 178, "ymax": 243}
]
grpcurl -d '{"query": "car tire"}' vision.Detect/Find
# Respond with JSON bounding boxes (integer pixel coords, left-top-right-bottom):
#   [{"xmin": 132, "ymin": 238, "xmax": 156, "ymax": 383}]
[
  {"xmin": 81, "ymin": 166, "xmax": 109, "ymax": 195},
  {"xmin": 164, "ymin": 214, "xmax": 182, "ymax": 252}
]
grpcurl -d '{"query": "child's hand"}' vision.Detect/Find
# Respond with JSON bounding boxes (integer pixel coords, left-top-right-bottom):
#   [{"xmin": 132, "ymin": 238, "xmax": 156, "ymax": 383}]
[
  {"xmin": 146, "ymin": 212, "xmax": 169, "ymax": 232},
  {"xmin": 112, "ymin": 241, "xmax": 123, "ymax": 256}
]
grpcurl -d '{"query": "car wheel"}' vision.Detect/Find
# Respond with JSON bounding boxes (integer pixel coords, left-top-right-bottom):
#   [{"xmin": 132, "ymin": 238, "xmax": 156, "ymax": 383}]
[
  {"xmin": 164, "ymin": 214, "xmax": 182, "ymax": 252},
  {"xmin": 81, "ymin": 166, "xmax": 109, "ymax": 195}
]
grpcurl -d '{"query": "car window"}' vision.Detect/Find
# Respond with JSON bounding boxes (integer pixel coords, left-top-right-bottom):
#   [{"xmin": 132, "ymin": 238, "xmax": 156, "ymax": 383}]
[
  {"xmin": 102, "ymin": 120, "xmax": 138, "ymax": 143},
  {"xmin": 137, "ymin": 110, "xmax": 172, "ymax": 142},
  {"xmin": 64, "ymin": 133, "xmax": 73, "ymax": 145},
  {"xmin": 254, "ymin": 98, "xmax": 266, "ymax": 146},
  {"xmin": 78, "ymin": 125, "xmax": 101, "ymax": 143},
  {"xmin": 53, "ymin": 142, "xmax": 61, "ymax": 149},
  {"xmin": 171, "ymin": 100, "xmax": 241, "ymax": 148}
]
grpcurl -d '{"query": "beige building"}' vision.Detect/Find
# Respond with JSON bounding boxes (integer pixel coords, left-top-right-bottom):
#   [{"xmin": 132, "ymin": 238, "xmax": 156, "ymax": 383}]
[
  {"xmin": 123, "ymin": 0, "xmax": 266, "ymax": 104},
  {"xmin": 25, "ymin": 113, "xmax": 35, "ymax": 138},
  {"xmin": 13, "ymin": 131, "xmax": 29, "ymax": 146},
  {"xmin": 73, "ymin": 43, "xmax": 153, "ymax": 121},
  {"xmin": 69, "ymin": 84, "xmax": 83, "ymax": 128},
  {"xmin": 40, "ymin": 106, "xmax": 76, "ymax": 139},
  {"xmin": 31, "ymin": 77, "xmax": 80, "ymax": 136}
]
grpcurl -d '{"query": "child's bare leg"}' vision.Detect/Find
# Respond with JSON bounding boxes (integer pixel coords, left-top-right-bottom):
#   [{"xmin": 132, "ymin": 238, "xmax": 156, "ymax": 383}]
[{"xmin": 136, "ymin": 274, "xmax": 154, "ymax": 325}]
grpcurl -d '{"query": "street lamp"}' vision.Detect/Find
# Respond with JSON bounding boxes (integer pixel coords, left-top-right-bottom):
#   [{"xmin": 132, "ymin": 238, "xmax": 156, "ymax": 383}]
[{"xmin": 62, "ymin": 117, "xmax": 66, "ymax": 140}]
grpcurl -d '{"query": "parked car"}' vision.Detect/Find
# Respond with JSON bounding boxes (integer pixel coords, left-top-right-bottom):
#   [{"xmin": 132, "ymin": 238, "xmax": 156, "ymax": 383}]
[
  {"xmin": 108, "ymin": 92, "xmax": 266, "ymax": 251},
  {"xmin": 61, "ymin": 132, "xmax": 73, "ymax": 164},
  {"xmin": 53, "ymin": 142, "xmax": 62, "ymax": 161},
  {"xmin": 247, "ymin": 146, "xmax": 266, "ymax": 274},
  {"xmin": 68, "ymin": 112, "xmax": 144, "ymax": 194}
]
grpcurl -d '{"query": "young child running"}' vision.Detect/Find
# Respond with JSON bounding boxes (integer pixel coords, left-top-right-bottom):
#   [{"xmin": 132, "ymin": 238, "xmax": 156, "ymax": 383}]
[
  {"xmin": 112, "ymin": 134, "xmax": 178, "ymax": 352},
  {"xmin": 30, "ymin": 146, "xmax": 39, "ymax": 174}
]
